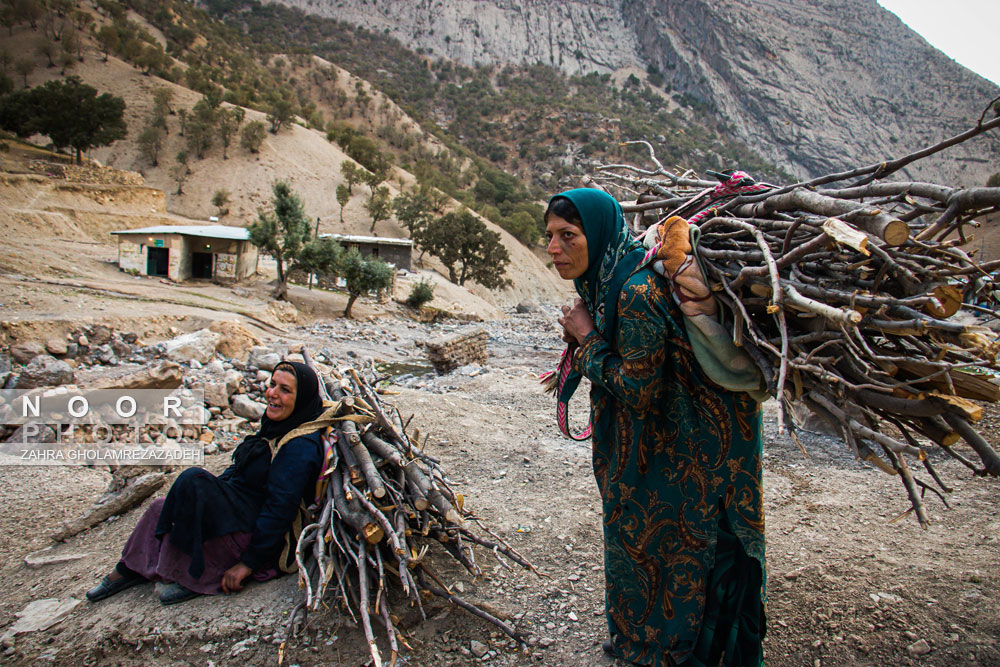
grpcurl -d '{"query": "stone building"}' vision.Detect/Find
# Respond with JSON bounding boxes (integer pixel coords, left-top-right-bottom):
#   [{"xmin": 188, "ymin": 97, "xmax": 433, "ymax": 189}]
[
  {"xmin": 321, "ymin": 234, "xmax": 413, "ymax": 271},
  {"xmin": 110, "ymin": 225, "xmax": 258, "ymax": 282}
]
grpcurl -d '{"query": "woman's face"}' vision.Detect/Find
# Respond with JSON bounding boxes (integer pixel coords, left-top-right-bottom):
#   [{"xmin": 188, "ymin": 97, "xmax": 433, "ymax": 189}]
[
  {"xmin": 545, "ymin": 215, "xmax": 588, "ymax": 280},
  {"xmin": 264, "ymin": 369, "xmax": 297, "ymax": 422}
]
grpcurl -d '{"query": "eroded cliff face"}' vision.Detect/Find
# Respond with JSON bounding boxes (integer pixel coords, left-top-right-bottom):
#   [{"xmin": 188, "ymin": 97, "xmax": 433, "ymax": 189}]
[
  {"xmin": 270, "ymin": 0, "xmax": 642, "ymax": 74},
  {"xmin": 623, "ymin": 0, "xmax": 1000, "ymax": 183},
  {"xmin": 266, "ymin": 0, "xmax": 999, "ymax": 184}
]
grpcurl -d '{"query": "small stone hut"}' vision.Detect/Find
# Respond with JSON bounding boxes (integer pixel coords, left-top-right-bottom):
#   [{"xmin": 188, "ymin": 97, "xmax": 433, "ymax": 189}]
[
  {"xmin": 110, "ymin": 224, "xmax": 258, "ymax": 282},
  {"xmin": 321, "ymin": 234, "xmax": 413, "ymax": 271}
]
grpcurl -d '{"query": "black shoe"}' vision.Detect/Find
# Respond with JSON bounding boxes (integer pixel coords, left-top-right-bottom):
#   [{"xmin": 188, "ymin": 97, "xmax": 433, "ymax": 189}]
[
  {"xmin": 159, "ymin": 582, "xmax": 200, "ymax": 605},
  {"xmin": 602, "ymin": 640, "xmax": 617, "ymax": 657},
  {"xmin": 86, "ymin": 573, "xmax": 145, "ymax": 602}
]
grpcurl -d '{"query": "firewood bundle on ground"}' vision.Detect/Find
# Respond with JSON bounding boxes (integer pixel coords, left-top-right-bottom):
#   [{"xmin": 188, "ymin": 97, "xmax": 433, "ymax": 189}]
[
  {"xmin": 286, "ymin": 350, "xmax": 536, "ymax": 667},
  {"xmin": 587, "ymin": 108, "xmax": 1000, "ymax": 526}
]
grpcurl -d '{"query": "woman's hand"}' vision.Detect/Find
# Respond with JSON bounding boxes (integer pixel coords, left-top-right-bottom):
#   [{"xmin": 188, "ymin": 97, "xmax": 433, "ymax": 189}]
[
  {"xmin": 558, "ymin": 298, "xmax": 595, "ymax": 345},
  {"xmin": 221, "ymin": 562, "xmax": 253, "ymax": 594}
]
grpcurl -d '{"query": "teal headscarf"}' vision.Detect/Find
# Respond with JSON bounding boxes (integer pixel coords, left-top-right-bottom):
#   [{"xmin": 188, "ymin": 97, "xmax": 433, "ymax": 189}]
[
  {"xmin": 552, "ymin": 189, "xmax": 646, "ymax": 435},
  {"xmin": 555, "ymin": 188, "xmax": 646, "ymax": 341}
]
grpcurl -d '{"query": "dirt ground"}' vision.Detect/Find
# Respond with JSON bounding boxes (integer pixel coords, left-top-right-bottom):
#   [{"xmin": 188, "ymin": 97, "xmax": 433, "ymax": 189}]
[{"xmin": 1, "ymin": 305, "xmax": 998, "ymax": 667}]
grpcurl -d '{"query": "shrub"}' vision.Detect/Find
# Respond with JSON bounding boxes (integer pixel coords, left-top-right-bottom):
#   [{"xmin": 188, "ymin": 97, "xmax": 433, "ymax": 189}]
[{"xmin": 405, "ymin": 278, "xmax": 435, "ymax": 308}]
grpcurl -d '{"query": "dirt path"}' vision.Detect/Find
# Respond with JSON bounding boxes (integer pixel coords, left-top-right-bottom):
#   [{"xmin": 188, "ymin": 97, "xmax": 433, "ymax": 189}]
[{"xmin": 1, "ymin": 311, "xmax": 998, "ymax": 666}]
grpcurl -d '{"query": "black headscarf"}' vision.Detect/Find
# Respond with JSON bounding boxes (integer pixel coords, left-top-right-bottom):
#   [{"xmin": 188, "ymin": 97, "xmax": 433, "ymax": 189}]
[
  {"xmin": 258, "ymin": 360, "xmax": 325, "ymax": 442},
  {"xmin": 232, "ymin": 361, "xmax": 325, "ymax": 472}
]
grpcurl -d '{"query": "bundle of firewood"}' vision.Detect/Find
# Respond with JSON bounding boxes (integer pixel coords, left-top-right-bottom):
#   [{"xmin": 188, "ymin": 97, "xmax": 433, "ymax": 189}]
[
  {"xmin": 588, "ymin": 108, "xmax": 1000, "ymax": 526},
  {"xmin": 287, "ymin": 350, "xmax": 535, "ymax": 667}
]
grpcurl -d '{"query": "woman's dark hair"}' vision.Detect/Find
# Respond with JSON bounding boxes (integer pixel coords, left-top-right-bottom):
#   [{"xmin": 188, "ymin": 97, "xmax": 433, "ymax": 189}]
[{"xmin": 544, "ymin": 196, "xmax": 583, "ymax": 227}]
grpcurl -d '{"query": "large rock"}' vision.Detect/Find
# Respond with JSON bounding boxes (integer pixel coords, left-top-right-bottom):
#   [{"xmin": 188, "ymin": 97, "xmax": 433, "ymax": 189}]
[
  {"xmin": 10, "ymin": 341, "xmax": 45, "ymax": 365},
  {"xmin": 223, "ymin": 369, "xmax": 244, "ymax": 395},
  {"xmin": 163, "ymin": 330, "xmax": 221, "ymax": 364},
  {"xmin": 16, "ymin": 355, "xmax": 75, "ymax": 389},
  {"xmin": 200, "ymin": 382, "xmax": 230, "ymax": 409},
  {"xmin": 231, "ymin": 395, "xmax": 265, "ymax": 421},
  {"xmin": 44, "ymin": 338, "xmax": 68, "ymax": 356},
  {"xmin": 248, "ymin": 346, "xmax": 281, "ymax": 371},
  {"xmin": 85, "ymin": 361, "xmax": 183, "ymax": 390},
  {"xmin": 209, "ymin": 320, "xmax": 261, "ymax": 361}
]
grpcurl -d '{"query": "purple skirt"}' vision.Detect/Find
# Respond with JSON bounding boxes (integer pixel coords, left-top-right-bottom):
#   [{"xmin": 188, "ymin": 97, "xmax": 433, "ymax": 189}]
[{"xmin": 121, "ymin": 497, "xmax": 279, "ymax": 595}]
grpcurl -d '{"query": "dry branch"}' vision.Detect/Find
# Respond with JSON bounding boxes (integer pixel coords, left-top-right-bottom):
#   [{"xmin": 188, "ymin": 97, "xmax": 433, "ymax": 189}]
[
  {"xmin": 288, "ymin": 353, "xmax": 536, "ymax": 665},
  {"xmin": 590, "ymin": 113, "xmax": 1000, "ymax": 527}
]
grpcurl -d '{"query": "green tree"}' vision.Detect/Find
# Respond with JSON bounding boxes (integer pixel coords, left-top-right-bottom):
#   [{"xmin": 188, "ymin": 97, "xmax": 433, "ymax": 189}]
[
  {"xmin": 36, "ymin": 35, "xmax": 57, "ymax": 68},
  {"xmin": 211, "ymin": 188, "xmax": 230, "ymax": 216},
  {"xmin": 13, "ymin": 58, "xmax": 32, "ymax": 87},
  {"xmin": 241, "ymin": 120, "xmax": 266, "ymax": 153},
  {"xmin": 393, "ymin": 187, "xmax": 434, "ymax": 254},
  {"xmin": 988, "ymin": 172, "xmax": 1000, "ymax": 188},
  {"xmin": 422, "ymin": 209, "xmax": 510, "ymax": 288},
  {"xmin": 295, "ymin": 236, "xmax": 343, "ymax": 290},
  {"xmin": 405, "ymin": 277, "xmax": 435, "ymax": 309},
  {"xmin": 19, "ymin": 76, "xmax": 126, "ymax": 163},
  {"xmin": 266, "ymin": 91, "xmax": 295, "ymax": 133},
  {"xmin": 248, "ymin": 181, "xmax": 312, "ymax": 299},
  {"xmin": 341, "ymin": 160, "xmax": 360, "ymax": 194},
  {"xmin": 366, "ymin": 185, "xmax": 391, "ymax": 233},
  {"xmin": 137, "ymin": 123, "xmax": 164, "ymax": 166},
  {"xmin": 362, "ymin": 167, "xmax": 384, "ymax": 202},
  {"xmin": 501, "ymin": 210, "xmax": 539, "ymax": 245},
  {"xmin": 95, "ymin": 24, "xmax": 119, "ymax": 61},
  {"xmin": 170, "ymin": 150, "xmax": 188, "ymax": 194},
  {"xmin": 185, "ymin": 96, "xmax": 217, "ymax": 158},
  {"xmin": 135, "ymin": 43, "xmax": 165, "ymax": 75},
  {"xmin": 216, "ymin": 106, "xmax": 244, "ymax": 159},
  {"xmin": 335, "ymin": 183, "xmax": 350, "ymax": 223},
  {"xmin": 339, "ymin": 248, "xmax": 393, "ymax": 318}
]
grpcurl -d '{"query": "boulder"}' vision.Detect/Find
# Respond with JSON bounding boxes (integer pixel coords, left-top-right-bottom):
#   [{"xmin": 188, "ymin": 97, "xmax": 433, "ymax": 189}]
[
  {"xmin": 85, "ymin": 324, "xmax": 113, "ymax": 346},
  {"xmin": 201, "ymin": 382, "xmax": 230, "ymax": 409},
  {"xmin": 10, "ymin": 341, "xmax": 45, "ymax": 365},
  {"xmin": 44, "ymin": 338, "xmax": 68, "ymax": 356},
  {"xmin": 163, "ymin": 330, "xmax": 220, "ymax": 364},
  {"xmin": 85, "ymin": 361, "xmax": 183, "ymax": 390},
  {"xmin": 249, "ymin": 346, "xmax": 281, "ymax": 371},
  {"xmin": 223, "ymin": 369, "xmax": 244, "ymax": 395},
  {"xmin": 17, "ymin": 355, "xmax": 75, "ymax": 389},
  {"xmin": 209, "ymin": 321, "xmax": 261, "ymax": 361},
  {"xmin": 231, "ymin": 395, "xmax": 265, "ymax": 421}
]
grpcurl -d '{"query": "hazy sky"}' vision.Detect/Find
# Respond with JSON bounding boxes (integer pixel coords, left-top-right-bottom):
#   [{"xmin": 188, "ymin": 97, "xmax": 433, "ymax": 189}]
[{"xmin": 877, "ymin": 1, "xmax": 1000, "ymax": 86}]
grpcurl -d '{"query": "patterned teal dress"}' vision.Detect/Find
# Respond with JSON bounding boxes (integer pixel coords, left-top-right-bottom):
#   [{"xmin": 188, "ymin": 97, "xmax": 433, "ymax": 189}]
[{"xmin": 574, "ymin": 267, "xmax": 765, "ymax": 666}]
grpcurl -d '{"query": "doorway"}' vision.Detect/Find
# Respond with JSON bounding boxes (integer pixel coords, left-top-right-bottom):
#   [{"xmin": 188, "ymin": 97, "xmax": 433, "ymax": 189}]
[
  {"xmin": 192, "ymin": 252, "xmax": 213, "ymax": 279},
  {"xmin": 147, "ymin": 247, "xmax": 169, "ymax": 277}
]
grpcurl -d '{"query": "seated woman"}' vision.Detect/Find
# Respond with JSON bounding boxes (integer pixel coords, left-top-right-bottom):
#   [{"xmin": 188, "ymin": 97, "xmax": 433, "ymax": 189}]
[{"xmin": 86, "ymin": 360, "xmax": 332, "ymax": 605}]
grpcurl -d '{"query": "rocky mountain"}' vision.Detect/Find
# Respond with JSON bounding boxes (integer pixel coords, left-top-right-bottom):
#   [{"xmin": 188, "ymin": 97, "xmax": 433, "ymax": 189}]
[{"xmin": 264, "ymin": 0, "xmax": 1000, "ymax": 185}]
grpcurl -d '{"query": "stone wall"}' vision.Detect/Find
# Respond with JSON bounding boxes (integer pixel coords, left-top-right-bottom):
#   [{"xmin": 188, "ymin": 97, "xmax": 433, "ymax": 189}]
[{"xmin": 423, "ymin": 329, "xmax": 488, "ymax": 374}]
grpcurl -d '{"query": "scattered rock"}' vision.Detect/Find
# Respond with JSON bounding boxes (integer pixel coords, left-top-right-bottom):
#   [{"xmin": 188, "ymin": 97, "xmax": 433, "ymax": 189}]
[
  {"xmin": 85, "ymin": 361, "xmax": 183, "ymax": 390},
  {"xmin": 163, "ymin": 329, "xmax": 221, "ymax": 364},
  {"xmin": 907, "ymin": 639, "xmax": 932, "ymax": 657},
  {"xmin": 23, "ymin": 549, "xmax": 88, "ymax": 569},
  {"xmin": 85, "ymin": 324, "xmax": 112, "ymax": 346},
  {"xmin": 10, "ymin": 341, "xmax": 45, "ymax": 365},
  {"xmin": 469, "ymin": 640, "xmax": 488, "ymax": 658},
  {"xmin": 16, "ymin": 355, "xmax": 75, "ymax": 389},
  {"xmin": 223, "ymin": 369, "xmax": 244, "ymax": 395},
  {"xmin": 44, "ymin": 338, "xmax": 67, "ymax": 356},
  {"xmin": 0, "ymin": 598, "xmax": 81, "ymax": 644},
  {"xmin": 209, "ymin": 320, "xmax": 262, "ymax": 361},
  {"xmin": 77, "ymin": 335, "xmax": 89, "ymax": 347},
  {"xmin": 201, "ymin": 382, "xmax": 230, "ymax": 409},
  {"xmin": 231, "ymin": 395, "xmax": 265, "ymax": 421},
  {"xmin": 515, "ymin": 301, "xmax": 538, "ymax": 313}
]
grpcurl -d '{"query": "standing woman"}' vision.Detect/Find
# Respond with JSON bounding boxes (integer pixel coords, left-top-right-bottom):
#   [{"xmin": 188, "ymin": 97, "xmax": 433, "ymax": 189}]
[
  {"xmin": 546, "ymin": 189, "xmax": 765, "ymax": 666},
  {"xmin": 86, "ymin": 361, "xmax": 332, "ymax": 605}
]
